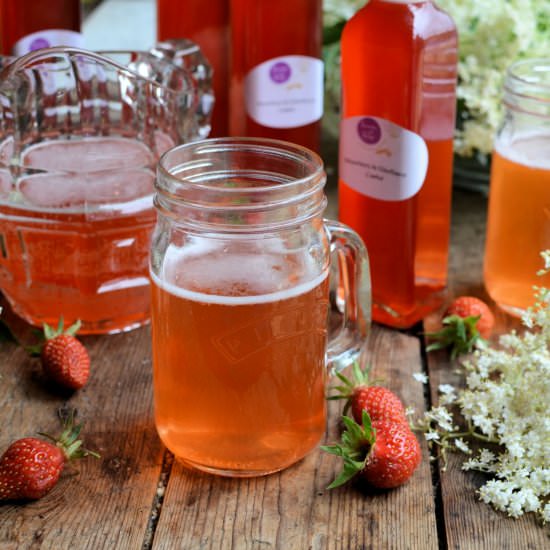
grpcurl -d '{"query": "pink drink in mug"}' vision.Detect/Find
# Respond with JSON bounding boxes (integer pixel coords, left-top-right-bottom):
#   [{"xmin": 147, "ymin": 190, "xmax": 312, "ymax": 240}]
[
  {"xmin": 0, "ymin": 47, "xmax": 203, "ymax": 333},
  {"xmin": 150, "ymin": 138, "xmax": 371, "ymax": 476}
]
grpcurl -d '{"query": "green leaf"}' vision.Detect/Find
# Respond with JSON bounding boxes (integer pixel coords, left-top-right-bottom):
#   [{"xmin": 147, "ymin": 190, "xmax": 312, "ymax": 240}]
[
  {"xmin": 425, "ymin": 314, "xmax": 484, "ymax": 359},
  {"xmin": 352, "ymin": 361, "xmax": 369, "ymax": 386},
  {"xmin": 425, "ymin": 341, "xmax": 448, "ymax": 353},
  {"xmin": 323, "ymin": 20, "xmax": 346, "ymax": 46},
  {"xmin": 65, "ymin": 319, "xmax": 82, "ymax": 336},
  {"xmin": 335, "ymin": 371, "xmax": 354, "ymax": 389},
  {"xmin": 66, "ymin": 440, "xmax": 83, "ymax": 457},
  {"xmin": 322, "ymin": 412, "xmax": 376, "ymax": 490},
  {"xmin": 26, "ymin": 344, "xmax": 43, "ymax": 357},
  {"xmin": 320, "ymin": 443, "xmax": 347, "ymax": 457},
  {"xmin": 326, "ymin": 457, "xmax": 365, "ymax": 489},
  {"xmin": 39, "ymin": 408, "xmax": 100, "ymax": 461},
  {"xmin": 43, "ymin": 323, "xmax": 56, "ymax": 341}
]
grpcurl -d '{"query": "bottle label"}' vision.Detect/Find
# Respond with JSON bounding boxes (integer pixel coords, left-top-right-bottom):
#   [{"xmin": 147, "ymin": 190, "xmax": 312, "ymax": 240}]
[
  {"xmin": 13, "ymin": 30, "xmax": 84, "ymax": 56},
  {"xmin": 244, "ymin": 55, "xmax": 324, "ymax": 129},
  {"xmin": 340, "ymin": 116, "xmax": 428, "ymax": 201}
]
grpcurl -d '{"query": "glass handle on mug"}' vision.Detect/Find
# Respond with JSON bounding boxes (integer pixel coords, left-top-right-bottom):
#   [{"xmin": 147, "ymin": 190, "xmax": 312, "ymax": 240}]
[{"xmin": 325, "ymin": 219, "xmax": 372, "ymax": 372}]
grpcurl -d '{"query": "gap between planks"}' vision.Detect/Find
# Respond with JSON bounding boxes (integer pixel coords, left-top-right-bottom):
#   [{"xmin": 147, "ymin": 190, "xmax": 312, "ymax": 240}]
[{"xmin": 143, "ymin": 449, "xmax": 175, "ymax": 550}]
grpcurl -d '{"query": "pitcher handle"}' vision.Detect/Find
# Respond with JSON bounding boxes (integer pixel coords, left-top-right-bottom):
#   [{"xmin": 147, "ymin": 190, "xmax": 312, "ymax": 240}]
[{"xmin": 325, "ymin": 219, "xmax": 371, "ymax": 372}]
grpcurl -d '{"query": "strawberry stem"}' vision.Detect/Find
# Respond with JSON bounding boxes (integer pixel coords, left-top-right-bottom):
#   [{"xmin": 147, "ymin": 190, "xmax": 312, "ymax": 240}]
[
  {"xmin": 327, "ymin": 362, "xmax": 371, "ymax": 399},
  {"xmin": 26, "ymin": 317, "xmax": 83, "ymax": 356},
  {"xmin": 37, "ymin": 409, "xmax": 100, "ymax": 461},
  {"xmin": 322, "ymin": 411, "xmax": 376, "ymax": 489},
  {"xmin": 425, "ymin": 314, "xmax": 485, "ymax": 359}
]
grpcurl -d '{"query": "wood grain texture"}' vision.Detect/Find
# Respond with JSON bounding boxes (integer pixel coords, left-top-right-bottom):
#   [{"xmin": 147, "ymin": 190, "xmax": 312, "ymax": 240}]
[
  {"xmin": 0, "ymin": 325, "xmax": 163, "ymax": 550},
  {"xmin": 0, "ymin": 185, "xmax": 547, "ymax": 549}
]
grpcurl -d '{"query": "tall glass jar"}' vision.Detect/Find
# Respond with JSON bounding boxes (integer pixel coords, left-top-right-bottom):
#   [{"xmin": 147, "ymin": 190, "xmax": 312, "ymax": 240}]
[
  {"xmin": 484, "ymin": 59, "xmax": 550, "ymax": 316},
  {"xmin": 150, "ymin": 138, "xmax": 371, "ymax": 476}
]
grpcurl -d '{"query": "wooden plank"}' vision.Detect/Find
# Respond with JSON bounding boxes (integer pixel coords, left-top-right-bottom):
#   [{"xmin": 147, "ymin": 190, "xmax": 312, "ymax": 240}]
[
  {"xmin": 0, "ymin": 181, "xmax": 545, "ymax": 549},
  {"xmin": 425, "ymin": 339, "xmax": 548, "ymax": 550},
  {"xmin": 423, "ymin": 189, "xmax": 549, "ymax": 549},
  {"xmin": 152, "ymin": 325, "xmax": 439, "ymax": 550},
  {"xmin": 0, "ymin": 319, "xmax": 163, "ymax": 550}
]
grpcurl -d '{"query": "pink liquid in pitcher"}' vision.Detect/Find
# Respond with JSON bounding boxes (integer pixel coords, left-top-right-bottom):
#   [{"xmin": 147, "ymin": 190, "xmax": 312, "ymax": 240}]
[
  {"xmin": 0, "ymin": 135, "xmax": 172, "ymax": 333},
  {"xmin": 151, "ymin": 248, "xmax": 329, "ymax": 476}
]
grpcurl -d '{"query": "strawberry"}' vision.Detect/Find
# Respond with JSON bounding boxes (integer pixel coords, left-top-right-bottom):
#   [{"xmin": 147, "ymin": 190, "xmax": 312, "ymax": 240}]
[
  {"xmin": 0, "ymin": 438, "xmax": 66, "ymax": 500},
  {"xmin": 445, "ymin": 296, "xmax": 495, "ymax": 339},
  {"xmin": 426, "ymin": 296, "xmax": 495, "ymax": 358},
  {"xmin": 38, "ymin": 319, "xmax": 90, "ymax": 390},
  {"xmin": 329, "ymin": 362, "xmax": 408, "ymax": 426},
  {"xmin": 322, "ymin": 411, "xmax": 421, "ymax": 489},
  {"xmin": 0, "ymin": 412, "xmax": 99, "ymax": 501}
]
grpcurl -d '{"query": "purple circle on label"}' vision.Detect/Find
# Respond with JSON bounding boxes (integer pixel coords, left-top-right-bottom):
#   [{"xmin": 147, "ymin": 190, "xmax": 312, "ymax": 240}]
[
  {"xmin": 269, "ymin": 62, "xmax": 291, "ymax": 84},
  {"xmin": 357, "ymin": 117, "xmax": 382, "ymax": 145},
  {"xmin": 30, "ymin": 37, "xmax": 50, "ymax": 51}
]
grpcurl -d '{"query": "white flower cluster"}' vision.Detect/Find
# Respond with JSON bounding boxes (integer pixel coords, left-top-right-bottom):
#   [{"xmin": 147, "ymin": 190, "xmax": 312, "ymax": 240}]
[
  {"xmin": 437, "ymin": 0, "xmax": 550, "ymax": 156},
  {"xmin": 323, "ymin": 0, "xmax": 364, "ymax": 27},
  {"xmin": 322, "ymin": 0, "xmax": 550, "ymax": 156},
  {"xmin": 412, "ymin": 251, "xmax": 550, "ymax": 522}
]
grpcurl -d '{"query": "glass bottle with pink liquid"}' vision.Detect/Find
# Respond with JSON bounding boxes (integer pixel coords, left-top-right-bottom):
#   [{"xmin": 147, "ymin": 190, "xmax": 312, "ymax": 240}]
[
  {"xmin": 484, "ymin": 59, "xmax": 550, "ymax": 316},
  {"xmin": 0, "ymin": 0, "xmax": 82, "ymax": 55},
  {"xmin": 156, "ymin": 0, "xmax": 229, "ymax": 137},
  {"xmin": 229, "ymin": 0, "xmax": 324, "ymax": 152},
  {"xmin": 338, "ymin": 0, "xmax": 458, "ymax": 328}
]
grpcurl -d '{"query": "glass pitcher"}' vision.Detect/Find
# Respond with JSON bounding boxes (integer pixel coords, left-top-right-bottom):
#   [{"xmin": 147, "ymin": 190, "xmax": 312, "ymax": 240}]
[{"xmin": 0, "ymin": 46, "xmax": 206, "ymax": 334}]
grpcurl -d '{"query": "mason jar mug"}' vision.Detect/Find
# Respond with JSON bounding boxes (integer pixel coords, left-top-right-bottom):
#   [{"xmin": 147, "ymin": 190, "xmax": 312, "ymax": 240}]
[{"xmin": 150, "ymin": 138, "xmax": 371, "ymax": 477}]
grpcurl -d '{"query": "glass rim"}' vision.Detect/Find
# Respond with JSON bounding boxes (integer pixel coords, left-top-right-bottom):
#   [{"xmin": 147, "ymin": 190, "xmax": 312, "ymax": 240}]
[
  {"xmin": 503, "ymin": 58, "xmax": 550, "ymax": 117},
  {"xmin": 156, "ymin": 136, "xmax": 326, "ymax": 195},
  {"xmin": 0, "ymin": 46, "xmax": 194, "ymax": 96},
  {"xmin": 152, "ymin": 39, "xmax": 202, "ymax": 58},
  {"xmin": 507, "ymin": 58, "xmax": 550, "ymax": 85},
  {"xmin": 505, "ymin": 58, "xmax": 550, "ymax": 96}
]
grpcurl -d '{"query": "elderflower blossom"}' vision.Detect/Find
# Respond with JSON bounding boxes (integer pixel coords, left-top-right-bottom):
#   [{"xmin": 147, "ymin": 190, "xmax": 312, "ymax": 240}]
[
  {"xmin": 454, "ymin": 438, "xmax": 470, "ymax": 454},
  {"xmin": 437, "ymin": 0, "xmax": 550, "ymax": 156},
  {"xmin": 413, "ymin": 252, "xmax": 550, "ymax": 522},
  {"xmin": 413, "ymin": 372, "xmax": 428, "ymax": 384},
  {"xmin": 323, "ymin": 0, "xmax": 364, "ymax": 26},
  {"xmin": 438, "ymin": 384, "xmax": 457, "ymax": 405}
]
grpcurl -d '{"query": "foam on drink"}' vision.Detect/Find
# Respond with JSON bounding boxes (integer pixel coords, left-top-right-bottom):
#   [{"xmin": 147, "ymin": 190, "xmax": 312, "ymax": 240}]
[
  {"xmin": 153, "ymin": 240, "xmax": 329, "ymax": 304},
  {"xmin": 494, "ymin": 131, "xmax": 550, "ymax": 170}
]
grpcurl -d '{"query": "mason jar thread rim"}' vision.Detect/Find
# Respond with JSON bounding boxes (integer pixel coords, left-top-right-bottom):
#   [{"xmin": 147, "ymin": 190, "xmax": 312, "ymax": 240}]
[
  {"xmin": 156, "ymin": 137, "xmax": 326, "ymax": 195},
  {"xmin": 154, "ymin": 137, "xmax": 328, "ymax": 233},
  {"xmin": 503, "ymin": 58, "xmax": 550, "ymax": 118}
]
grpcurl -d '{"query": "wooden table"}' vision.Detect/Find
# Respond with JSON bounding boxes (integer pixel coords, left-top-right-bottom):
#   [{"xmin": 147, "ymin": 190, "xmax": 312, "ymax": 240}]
[{"xmin": 0, "ymin": 185, "xmax": 547, "ymax": 549}]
